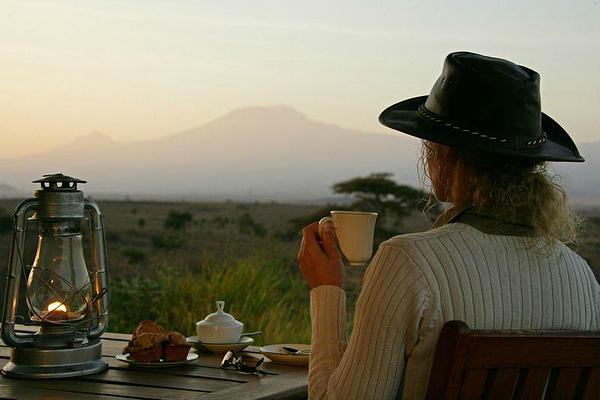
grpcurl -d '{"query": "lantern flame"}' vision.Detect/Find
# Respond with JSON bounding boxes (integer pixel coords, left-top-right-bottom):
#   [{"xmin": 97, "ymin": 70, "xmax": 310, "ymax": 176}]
[{"xmin": 47, "ymin": 301, "xmax": 67, "ymax": 313}]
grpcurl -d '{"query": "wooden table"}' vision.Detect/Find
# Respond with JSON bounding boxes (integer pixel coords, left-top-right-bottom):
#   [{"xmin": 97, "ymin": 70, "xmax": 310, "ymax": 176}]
[{"xmin": 0, "ymin": 325, "xmax": 308, "ymax": 400}]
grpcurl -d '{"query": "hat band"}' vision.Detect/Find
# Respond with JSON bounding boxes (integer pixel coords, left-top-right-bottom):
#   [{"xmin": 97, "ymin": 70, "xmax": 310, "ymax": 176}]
[{"xmin": 416, "ymin": 105, "xmax": 547, "ymax": 149}]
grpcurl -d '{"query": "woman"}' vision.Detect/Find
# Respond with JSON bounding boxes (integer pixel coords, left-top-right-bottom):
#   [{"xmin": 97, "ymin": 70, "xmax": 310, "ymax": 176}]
[{"xmin": 297, "ymin": 52, "xmax": 600, "ymax": 399}]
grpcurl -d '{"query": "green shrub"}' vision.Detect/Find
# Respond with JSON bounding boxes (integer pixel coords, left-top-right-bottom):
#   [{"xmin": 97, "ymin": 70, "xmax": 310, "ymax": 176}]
[
  {"xmin": 137, "ymin": 218, "xmax": 146, "ymax": 228},
  {"xmin": 238, "ymin": 212, "xmax": 267, "ymax": 237},
  {"xmin": 211, "ymin": 216, "xmax": 229, "ymax": 228},
  {"xmin": 121, "ymin": 248, "xmax": 147, "ymax": 264},
  {"xmin": 151, "ymin": 233, "xmax": 184, "ymax": 250},
  {"xmin": 164, "ymin": 210, "xmax": 193, "ymax": 230}
]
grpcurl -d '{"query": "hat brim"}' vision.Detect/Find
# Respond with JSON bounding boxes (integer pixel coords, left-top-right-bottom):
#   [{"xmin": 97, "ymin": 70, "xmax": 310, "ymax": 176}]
[{"xmin": 379, "ymin": 96, "xmax": 584, "ymax": 162}]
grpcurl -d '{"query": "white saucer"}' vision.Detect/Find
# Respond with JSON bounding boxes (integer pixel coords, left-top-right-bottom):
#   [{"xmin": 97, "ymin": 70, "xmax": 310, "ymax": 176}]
[
  {"xmin": 115, "ymin": 352, "xmax": 198, "ymax": 368},
  {"xmin": 260, "ymin": 344, "xmax": 310, "ymax": 367},
  {"xmin": 186, "ymin": 336, "xmax": 254, "ymax": 353}
]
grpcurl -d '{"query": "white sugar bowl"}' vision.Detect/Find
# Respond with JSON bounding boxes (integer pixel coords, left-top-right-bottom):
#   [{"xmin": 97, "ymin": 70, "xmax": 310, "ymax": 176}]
[{"xmin": 196, "ymin": 301, "xmax": 244, "ymax": 344}]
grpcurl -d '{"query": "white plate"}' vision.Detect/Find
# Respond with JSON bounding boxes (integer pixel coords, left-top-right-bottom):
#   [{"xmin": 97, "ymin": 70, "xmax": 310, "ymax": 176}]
[
  {"xmin": 115, "ymin": 352, "xmax": 198, "ymax": 368},
  {"xmin": 260, "ymin": 344, "xmax": 310, "ymax": 367},
  {"xmin": 186, "ymin": 336, "xmax": 254, "ymax": 353}
]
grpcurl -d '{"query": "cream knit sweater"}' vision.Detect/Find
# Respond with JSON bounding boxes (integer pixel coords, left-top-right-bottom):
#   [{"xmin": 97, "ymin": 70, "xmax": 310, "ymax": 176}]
[{"xmin": 309, "ymin": 222, "xmax": 600, "ymax": 399}]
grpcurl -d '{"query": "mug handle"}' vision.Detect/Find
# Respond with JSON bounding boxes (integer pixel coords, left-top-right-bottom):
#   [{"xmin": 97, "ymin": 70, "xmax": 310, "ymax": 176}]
[
  {"xmin": 317, "ymin": 216, "xmax": 333, "ymax": 240},
  {"xmin": 317, "ymin": 216, "xmax": 350, "ymax": 266}
]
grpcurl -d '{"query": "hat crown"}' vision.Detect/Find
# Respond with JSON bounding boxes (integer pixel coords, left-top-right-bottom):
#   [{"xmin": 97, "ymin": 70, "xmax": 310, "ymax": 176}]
[
  {"xmin": 378, "ymin": 51, "xmax": 583, "ymax": 162},
  {"xmin": 424, "ymin": 52, "xmax": 542, "ymax": 141},
  {"xmin": 452, "ymin": 51, "xmax": 533, "ymax": 81}
]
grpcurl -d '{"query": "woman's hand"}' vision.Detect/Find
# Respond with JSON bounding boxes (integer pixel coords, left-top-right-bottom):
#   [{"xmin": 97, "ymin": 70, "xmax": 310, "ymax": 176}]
[{"xmin": 297, "ymin": 220, "xmax": 345, "ymax": 289}]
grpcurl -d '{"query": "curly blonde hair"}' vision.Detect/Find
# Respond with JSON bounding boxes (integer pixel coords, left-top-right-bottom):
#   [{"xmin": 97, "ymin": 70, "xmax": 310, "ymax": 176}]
[{"xmin": 419, "ymin": 141, "xmax": 580, "ymax": 245}]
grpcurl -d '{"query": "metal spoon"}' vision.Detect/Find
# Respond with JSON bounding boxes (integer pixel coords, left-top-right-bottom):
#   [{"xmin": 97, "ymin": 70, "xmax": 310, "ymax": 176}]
[
  {"xmin": 241, "ymin": 331, "xmax": 262, "ymax": 337},
  {"xmin": 281, "ymin": 346, "xmax": 310, "ymax": 356}
]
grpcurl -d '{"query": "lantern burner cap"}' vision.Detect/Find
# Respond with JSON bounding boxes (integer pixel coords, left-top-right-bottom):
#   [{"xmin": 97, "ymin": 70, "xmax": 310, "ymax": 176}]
[{"xmin": 33, "ymin": 174, "xmax": 87, "ymax": 192}]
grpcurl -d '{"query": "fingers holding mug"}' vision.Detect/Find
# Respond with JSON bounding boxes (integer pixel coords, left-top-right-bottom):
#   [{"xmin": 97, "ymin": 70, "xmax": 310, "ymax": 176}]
[
  {"xmin": 317, "ymin": 217, "xmax": 333, "ymax": 240},
  {"xmin": 317, "ymin": 217, "xmax": 341, "ymax": 261}
]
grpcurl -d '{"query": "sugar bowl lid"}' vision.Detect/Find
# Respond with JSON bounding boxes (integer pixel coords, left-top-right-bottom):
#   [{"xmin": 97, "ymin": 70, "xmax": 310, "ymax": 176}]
[{"xmin": 201, "ymin": 301, "xmax": 242, "ymax": 327}]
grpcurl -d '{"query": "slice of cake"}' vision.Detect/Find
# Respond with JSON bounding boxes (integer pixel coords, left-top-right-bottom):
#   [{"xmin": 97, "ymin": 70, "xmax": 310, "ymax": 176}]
[
  {"xmin": 123, "ymin": 320, "xmax": 190, "ymax": 363},
  {"xmin": 124, "ymin": 321, "xmax": 169, "ymax": 363},
  {"xmin": 132, "ymin": 320, "xmax": 166, "ymax": 339},
  {"xmin": 162, "ymin": 331, "xmax": 191, "ymax": 362}
]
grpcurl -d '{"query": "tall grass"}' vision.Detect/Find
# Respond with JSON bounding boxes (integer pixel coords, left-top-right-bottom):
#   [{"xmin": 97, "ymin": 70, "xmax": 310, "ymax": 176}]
[{"xmin": 110, "ymin": 251, "xmax": 312, "ymax": 344}]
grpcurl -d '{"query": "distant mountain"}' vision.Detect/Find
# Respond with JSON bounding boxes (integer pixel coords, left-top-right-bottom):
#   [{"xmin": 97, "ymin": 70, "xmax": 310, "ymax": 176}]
[
  {"xmin": 0, "ymin": 106, "xmax": 420, "ymax": 200},
  {"xmin": 553, "ymin": 140, "xmax": 600, "ymax": 205},
  {"xmin": 0, "ymin": 183, "xmax": 23, "ymax": 198},
  {"xmin": 0, "ymin": 105, "xmax": 597, "ymax": 203}
]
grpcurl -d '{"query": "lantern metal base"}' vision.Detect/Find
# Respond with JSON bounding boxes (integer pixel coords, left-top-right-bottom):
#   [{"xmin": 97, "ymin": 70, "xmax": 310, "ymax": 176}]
[{"xmin": 2, "ymin": 340, "xmax": 107, "ymax": 379}]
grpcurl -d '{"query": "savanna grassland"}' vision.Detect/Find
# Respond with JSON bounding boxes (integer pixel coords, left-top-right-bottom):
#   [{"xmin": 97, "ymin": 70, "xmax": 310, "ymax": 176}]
[
  {"xmin": 0, "ymin": 199, "xmax": 359, "ymax": 345},
  {"xmin": 0, "ymin": 199, "xmax": 598, "ymax": 346}
]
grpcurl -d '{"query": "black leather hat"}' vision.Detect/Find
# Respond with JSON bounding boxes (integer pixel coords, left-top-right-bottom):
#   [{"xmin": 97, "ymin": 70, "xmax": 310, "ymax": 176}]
[{"xmin": 379, "ymin": 51, "xmax": 584, "ymax": 162}]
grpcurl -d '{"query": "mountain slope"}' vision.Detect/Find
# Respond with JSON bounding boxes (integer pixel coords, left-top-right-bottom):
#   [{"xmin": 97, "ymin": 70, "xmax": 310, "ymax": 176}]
[
  {"xmin": 0, "ymin": 106, "xmax": 420, "ymax": 200},
  {"xmin": 0, "ymin": 183, "xmax": 23, "ymax": 199},
  {"xmin": 0, "ymin": 105, "xmax": 597, "ymax": 202}
]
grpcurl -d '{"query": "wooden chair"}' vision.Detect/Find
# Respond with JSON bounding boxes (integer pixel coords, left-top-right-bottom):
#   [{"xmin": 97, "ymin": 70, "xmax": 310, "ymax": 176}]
[{"xmin": 426, "ymin": 320, "xmax": 600, "ymax": 399}]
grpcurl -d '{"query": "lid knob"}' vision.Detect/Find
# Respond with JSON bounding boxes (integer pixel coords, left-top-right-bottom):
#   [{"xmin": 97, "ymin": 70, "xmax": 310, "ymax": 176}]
[
  {"xmin": 33, "ymin": 173, "xmax": 87, "ymax": 192},
  {"xmin": 199, "ymin": 300, "xmax": 242, "ymax": 326}
]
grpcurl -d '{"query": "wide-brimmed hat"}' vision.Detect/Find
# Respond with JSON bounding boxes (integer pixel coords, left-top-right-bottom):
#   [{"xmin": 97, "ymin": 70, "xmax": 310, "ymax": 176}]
[{"xmin": 379, "ymin": 51, "xmax": 584, "ymax": 162}]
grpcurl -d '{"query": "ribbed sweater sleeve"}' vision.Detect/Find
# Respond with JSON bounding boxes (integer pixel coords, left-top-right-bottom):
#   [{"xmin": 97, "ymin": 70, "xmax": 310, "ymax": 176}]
[{"xmin": 309, "ymin": 244, "xmax": 432, "ymax": 399}]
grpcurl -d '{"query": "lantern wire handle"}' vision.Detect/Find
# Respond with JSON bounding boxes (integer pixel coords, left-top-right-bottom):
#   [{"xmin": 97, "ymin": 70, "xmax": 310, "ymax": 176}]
[
  {"xmin": 12, "ymin": 213, "xmax": 106, "ymax": 329},
  {"xmin": 12, "ymin": 212, "xmax": 46, "ymax": 324},
  {"xmin": 12, "ymin": 214, "xmax": 63, "ymax": 324},
  {"xmin": 90, "ymin": 288, "xmax": 108, "ymax": 307}
]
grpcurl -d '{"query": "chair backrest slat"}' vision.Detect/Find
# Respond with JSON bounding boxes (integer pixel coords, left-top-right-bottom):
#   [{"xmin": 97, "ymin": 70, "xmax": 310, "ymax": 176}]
[
  {"xmin": 581, "ymin": 369, "xmax": 600, "ymax": 400},
  {"xmin": 513, "ymin": 368, "xmax": 551, "ymax": 399},
  {"xmin": 484, "ymin": 368, "xmax": 521, "ymax": 399},
  {"xmin": 426, "ymin": 321, "xmax": 600, "ymax": 400},
  {"xmin": 458, "ymin": 369, "xmax": 487, "ymax": 399},
  {"xmin": 546, "ymin": 368, "xmax": 584, "ymax": 399}
]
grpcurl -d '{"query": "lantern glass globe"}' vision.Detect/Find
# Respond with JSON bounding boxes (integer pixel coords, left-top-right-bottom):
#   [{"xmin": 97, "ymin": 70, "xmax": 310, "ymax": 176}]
[{"xmin": 27, "ymin": 233, "xmax": 92, "ymax": 323}]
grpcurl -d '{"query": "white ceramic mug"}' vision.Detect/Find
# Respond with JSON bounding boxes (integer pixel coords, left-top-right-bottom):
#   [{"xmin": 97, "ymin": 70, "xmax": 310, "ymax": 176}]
[{"xmin": 318, "ymin": 211, "xmax": 378, "ymax": 266}]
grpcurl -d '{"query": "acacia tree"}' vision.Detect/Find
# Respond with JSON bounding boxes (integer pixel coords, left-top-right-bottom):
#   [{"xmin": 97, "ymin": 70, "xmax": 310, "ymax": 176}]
[
  {"xmin": 332, "ymin": 172, "xmax": 430, "ymax": 238},
  {"xmin": 332, "ymin": 172, "xmax": 423, "ymax": 217},
  {"xmin": 285, "ymin": 172, "xmax": 434, "ymax": 242}
]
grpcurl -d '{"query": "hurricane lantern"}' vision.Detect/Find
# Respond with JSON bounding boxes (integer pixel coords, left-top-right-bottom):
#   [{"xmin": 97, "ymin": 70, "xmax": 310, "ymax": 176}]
[{"xmin": 1, "ymin": 174, "xmax": 109, "ymax": 378}]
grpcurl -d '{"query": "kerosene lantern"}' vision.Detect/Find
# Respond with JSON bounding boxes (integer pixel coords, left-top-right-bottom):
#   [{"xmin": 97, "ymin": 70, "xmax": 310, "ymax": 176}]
[{"xmin": 1, "ymin": 174, "xmax": 109, "ymax": 378}]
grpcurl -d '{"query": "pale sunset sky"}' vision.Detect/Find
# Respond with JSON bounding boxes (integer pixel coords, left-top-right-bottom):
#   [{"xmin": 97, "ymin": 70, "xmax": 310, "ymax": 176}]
[{"xmin": 1, "ymin": 0, "xmax": 599, "ymax": 157}]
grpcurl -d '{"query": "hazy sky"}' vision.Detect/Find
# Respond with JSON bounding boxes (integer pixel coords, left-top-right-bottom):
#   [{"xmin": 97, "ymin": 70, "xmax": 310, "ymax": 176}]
[{"xmin": 2, "ymin": 0, "xmax": 599, "ymax": 157}]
